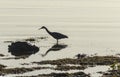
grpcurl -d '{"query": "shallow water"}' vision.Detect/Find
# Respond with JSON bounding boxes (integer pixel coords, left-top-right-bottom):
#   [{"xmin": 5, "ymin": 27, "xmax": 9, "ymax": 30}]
[{"xmin": 0, "ymin": 0, "xmax": 120, "ymax": 76}]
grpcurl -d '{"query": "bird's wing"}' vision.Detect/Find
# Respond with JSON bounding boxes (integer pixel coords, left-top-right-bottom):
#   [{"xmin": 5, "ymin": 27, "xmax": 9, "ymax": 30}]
[{"xmin": 52, "ymin": 32, "xmax": 68, "ymax": 38}]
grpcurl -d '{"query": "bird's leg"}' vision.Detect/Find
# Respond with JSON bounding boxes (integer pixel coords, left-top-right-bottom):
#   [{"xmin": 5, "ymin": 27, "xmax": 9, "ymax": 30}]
[{"xmin": 57, "ymin": 39, "xmax": 58, "ymax": 44}]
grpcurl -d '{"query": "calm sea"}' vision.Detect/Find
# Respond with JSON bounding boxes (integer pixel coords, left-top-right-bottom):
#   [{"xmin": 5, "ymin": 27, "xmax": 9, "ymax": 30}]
[{"xmin": 0, "ymin": 0, "xmax": 120, "ymax": 76}]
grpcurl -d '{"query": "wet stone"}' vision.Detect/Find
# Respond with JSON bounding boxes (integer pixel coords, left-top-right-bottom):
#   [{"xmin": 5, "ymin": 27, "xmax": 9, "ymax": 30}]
[{"xmin": 8, "ymin": 41, "xmax": 39, "ymax": 57}]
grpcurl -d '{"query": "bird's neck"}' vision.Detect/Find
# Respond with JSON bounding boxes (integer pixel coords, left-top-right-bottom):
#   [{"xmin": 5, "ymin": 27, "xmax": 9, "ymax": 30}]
[{"xmin": 44, "ymin": 28, "xmax": 51, "ymax": 35}]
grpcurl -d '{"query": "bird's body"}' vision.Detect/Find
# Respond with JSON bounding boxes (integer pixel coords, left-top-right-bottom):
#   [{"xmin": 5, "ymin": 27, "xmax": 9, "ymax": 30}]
[
  {"xmin": 40, "ymin": 26, "xmax": 68, "ymax": 43},
  {"xmin": 50, "ymin": 32, "xmax": 68, "ymax": 39}
]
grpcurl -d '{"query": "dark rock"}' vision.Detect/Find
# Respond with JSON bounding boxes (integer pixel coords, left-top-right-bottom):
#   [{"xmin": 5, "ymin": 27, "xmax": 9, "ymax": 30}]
[
  {"xmin": 75, "ymin": 54, "xmax": 87, "ymax": 59},
  {"xmin": 25, "ymin": 38, "xmax": 36, "ymax": 42},
  {"xmin": 37, "ymin": 72, "xmax": 90, "ymax": 77},
  {"xmin": 8, "ymin": 41, "xmax": 39, "ymax": 56},
  {"xmin": 0, "ymin": 54, "xmax": 5, "ymax": 57},
  {"xmin": 0, "ymin": 64, "xmax": 6, "ymax": 69},
  {"xmin": 4, "ymin": 41, "xmax": 13, "ymax": 43}
]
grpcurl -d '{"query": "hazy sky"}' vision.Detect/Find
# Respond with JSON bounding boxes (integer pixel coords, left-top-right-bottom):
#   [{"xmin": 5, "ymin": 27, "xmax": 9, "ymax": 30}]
[
  {"xmin": 0, "ymin": 0, "xmax": 120, "ymax": 19},
  {"xmin": 0, "ymin": 0, "xmax": 120, "ymax": 27}
]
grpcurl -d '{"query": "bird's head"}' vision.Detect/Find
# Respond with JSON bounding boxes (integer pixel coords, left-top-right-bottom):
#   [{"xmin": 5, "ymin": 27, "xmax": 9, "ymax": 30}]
[{"xmin": 39, "ymin": 26, "xmax": 46, "ymax": 30}]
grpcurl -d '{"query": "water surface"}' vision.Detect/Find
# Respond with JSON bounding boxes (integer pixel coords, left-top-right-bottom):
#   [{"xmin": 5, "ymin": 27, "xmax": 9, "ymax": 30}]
[{"xmin": 0, "ymin": 0, "xmax": 120, "ymax": 76}]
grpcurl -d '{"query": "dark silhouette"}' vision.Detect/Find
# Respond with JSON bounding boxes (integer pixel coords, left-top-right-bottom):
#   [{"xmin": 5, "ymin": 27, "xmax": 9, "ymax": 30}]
[
  {"xmin": 8, "ymin": 42, "xmax": 39, "ymax": 57},
  {"xmin": 41, "ymin": 43, "xmax": 67, "ymax": 57},
  {"xmin": 74, "ymin": 54, "xmax": 87, "ymax": 59},
  {"xmin": 39, "ymin": 26, "xmax": 68, "ymax": 44}
]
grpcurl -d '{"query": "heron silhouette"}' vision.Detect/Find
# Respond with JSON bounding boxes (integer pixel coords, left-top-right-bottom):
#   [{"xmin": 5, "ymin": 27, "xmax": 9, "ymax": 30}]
[{"xmin": 39, "ymin": 26, "xmax": 68, "ymax": 44}]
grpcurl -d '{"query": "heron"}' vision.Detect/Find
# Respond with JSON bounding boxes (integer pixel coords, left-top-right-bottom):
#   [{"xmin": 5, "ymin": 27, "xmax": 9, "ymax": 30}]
[{"xmin": 39, "ymin": 26, "xmax": 68, "ymax": 44}]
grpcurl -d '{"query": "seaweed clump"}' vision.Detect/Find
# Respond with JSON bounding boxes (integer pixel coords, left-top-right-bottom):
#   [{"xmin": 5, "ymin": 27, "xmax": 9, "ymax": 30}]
[
  {"xmin": 102, "ymin": 70, "xmax": 120, "ymax": 77},
  {"xmin": 33, "ymin": 56, "xmax": 120, "ymax": 65},
  {"xmin": 55, "ymin": 65, "xmax": 87, "ymax": 71},
  {"xmin": 19, "ymin": 72, "xmax": 90, "ymax": 77},
  {"xmin": 0, "ymin": 67, "xmax": 50, "ymax": 75},
  {"xmin": 102, "ymin": 63, "xmax": 120, "ymax": 77},
  {"xmin": 38, "ymin": 72, "xmax": 90, "ymax": 77},
  {"xmin": 25, "ymin": 38, "xmax": 36, "ymax": 42},
  {"xmin": 8, "ymin": 41, "xmax": 39, "ymax": 56}
]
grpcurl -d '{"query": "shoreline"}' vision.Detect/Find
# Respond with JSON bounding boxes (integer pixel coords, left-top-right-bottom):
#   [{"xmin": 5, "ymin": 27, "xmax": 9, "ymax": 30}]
[{"xmin": 0, "ymin": 55, "xmax": 119, "ymax": 77}]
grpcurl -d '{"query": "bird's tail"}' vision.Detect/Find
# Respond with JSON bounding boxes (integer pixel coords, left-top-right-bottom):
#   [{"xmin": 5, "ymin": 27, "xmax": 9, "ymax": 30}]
[{"xmin": 65, "ymin": 35, "xmax": 68, "ymax": 38}]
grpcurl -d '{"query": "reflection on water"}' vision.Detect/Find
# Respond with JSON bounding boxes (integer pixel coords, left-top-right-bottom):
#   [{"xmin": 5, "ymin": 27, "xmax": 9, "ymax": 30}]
[{"xmin": 41, "ymin": 43, "xmax": 68, "ymax": 57}]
